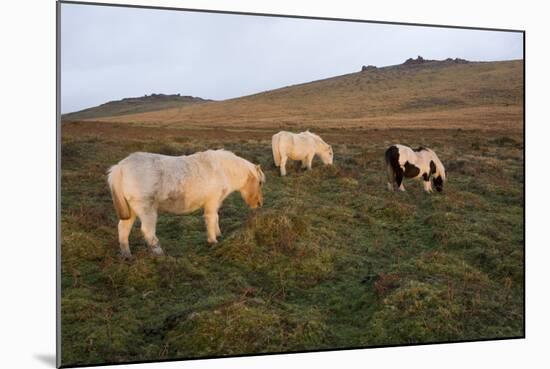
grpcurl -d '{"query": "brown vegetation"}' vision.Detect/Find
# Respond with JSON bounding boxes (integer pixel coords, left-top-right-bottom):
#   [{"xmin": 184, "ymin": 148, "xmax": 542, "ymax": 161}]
[{"xmin": 70, "ymin": 60, "xmax": 523, "ymax": 131}]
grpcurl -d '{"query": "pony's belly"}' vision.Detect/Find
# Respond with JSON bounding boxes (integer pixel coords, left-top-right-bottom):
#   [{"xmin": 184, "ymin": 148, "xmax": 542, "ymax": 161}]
[
  {"xmin": 402, "ymin": 162, "xmax": 424, "ymax": 179},
  {"xmin": 287, "ymin": 149, "xmax": 307, "ymax": 160},
  {"xmin": 404, "ymin": 171, "xmax": 422, "ymax": 180},
  {"xmin": 158, "ymin": 195, "xmax": 200, "ymax": 214},
  {"xmin": 287, "ymin": 153, "xmax": 301, "ymax": 160}
]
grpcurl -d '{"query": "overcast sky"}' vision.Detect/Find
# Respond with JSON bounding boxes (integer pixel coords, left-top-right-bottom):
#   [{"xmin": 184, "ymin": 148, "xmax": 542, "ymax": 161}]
[{"xmin": 61, "ymin": 3, "xmax": 523, "ymax": 114}]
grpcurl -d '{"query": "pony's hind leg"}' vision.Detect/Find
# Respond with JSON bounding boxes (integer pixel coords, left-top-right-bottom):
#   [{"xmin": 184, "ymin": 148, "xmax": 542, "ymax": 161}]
[
  {"xmin": 136, "ymin": 205, "xmax": 164, "ymax": 256},
  {"xmin": 395, "ymin": 171, "xmax": 406, "ymax": 191},
  {"xmin": 118, "ymin": 210, "xmax": 136, "ymax": 259},
  {"xmin": 386, "ymin": 164, "xmax": 396, "ymax": 191},
  {"xmin": 280, "ymin": 155, "xmax": 288, "ymax": 176}
]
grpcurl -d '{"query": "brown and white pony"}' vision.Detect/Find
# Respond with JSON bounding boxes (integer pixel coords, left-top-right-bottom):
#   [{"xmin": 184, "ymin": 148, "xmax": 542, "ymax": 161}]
[{"xmin": 385, "ymin": 144, "xmax": 446, "ymax": 193}]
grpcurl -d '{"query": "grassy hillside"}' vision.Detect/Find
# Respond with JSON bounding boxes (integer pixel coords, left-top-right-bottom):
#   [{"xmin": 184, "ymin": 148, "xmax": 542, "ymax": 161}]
[
  {"xmin": 62, "ymin": 93, "xmax": 212, "ymax": 121},
  {"xmin": 60, "ymin": 57, "xmax": 524, "ymax": 366},
  {"xmin": 61, "ymin": 123, "xmax": 523, "ymax": 366},
  {"xmin": 87, "ymin": 59, "xmax": 523, "ymax": 130}
]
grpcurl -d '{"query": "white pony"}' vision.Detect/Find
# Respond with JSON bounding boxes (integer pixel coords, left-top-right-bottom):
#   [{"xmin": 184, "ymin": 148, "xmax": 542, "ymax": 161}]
[
  {"xmin": 385, "ymin": 144, "xmax": 446, "ymax": 193},
  {"xmin": 271, "ymin": 130, "xmax": 334, "ymax": 176},
  {"xmin": 107, "ymin": 149, "xmax": 265, "ymax": 258}
]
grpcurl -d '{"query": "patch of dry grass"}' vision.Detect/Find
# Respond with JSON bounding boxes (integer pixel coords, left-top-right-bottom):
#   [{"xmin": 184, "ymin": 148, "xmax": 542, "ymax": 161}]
[{"xmin": 79, "ymin": 60, "xmax": 523, "ymax": 131}]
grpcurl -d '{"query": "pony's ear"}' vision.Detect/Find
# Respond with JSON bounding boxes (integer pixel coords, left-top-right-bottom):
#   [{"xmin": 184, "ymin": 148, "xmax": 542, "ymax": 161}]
[{"xmin": 255, "ymin": 165, "xmax": 266, "ymax": 184}]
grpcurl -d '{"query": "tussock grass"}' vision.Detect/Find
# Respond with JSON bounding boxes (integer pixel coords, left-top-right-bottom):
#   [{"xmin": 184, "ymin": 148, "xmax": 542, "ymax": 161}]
[
  {"xmin": 164, "ymin": 301, "xmax": 327, "ymax": 357},
  {"xmin": 365, "ymin": 251, "xmax": 521, "ymax": 345},
  {"xmin": 216, "ymin": 209, "xmax": 337, "ymax": 291}
]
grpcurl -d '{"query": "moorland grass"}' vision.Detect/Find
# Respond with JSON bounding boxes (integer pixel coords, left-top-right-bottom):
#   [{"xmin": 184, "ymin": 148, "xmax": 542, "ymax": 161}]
[
  {"xmin": 60, "ymin": 127, "xmax": 523, "ymax": 365},
  {"xmin": 90, "ymin": 60, "xmax": 523, "ymax": 130}
]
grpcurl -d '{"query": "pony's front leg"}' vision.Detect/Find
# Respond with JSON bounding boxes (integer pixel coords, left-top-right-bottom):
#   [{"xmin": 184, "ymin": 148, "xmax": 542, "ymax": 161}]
[
  {"xmin": 423, "ymin": 180, "xmax": 433, "ymax": 193},
  {"xmin": 305, "ymin": 154, "xmax": 313, "ymax": 170},
  {"xmin": 138, "ymin": 207, "xmax": 164, "ymax": 256},
  {"xmin": 215, "ymin": 213, "xmax": 222, "ymax": 237},
  {"xmin": 204, "ymin": 205, "xmax": 220, "ymax": 244}
]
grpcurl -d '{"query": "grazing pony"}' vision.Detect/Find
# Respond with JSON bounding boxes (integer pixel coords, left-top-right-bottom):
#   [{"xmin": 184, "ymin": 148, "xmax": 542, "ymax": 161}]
[
  {"xmin": 107, "ymin": 149, "xmax": 265, "ymax": 258},
  {"xmin": 271, "ymin": 130, "xmax": 333, "ymax": 176},
  {"xmin": 385, "ymin": 144, "xmax": 446, "ymax": 193}
]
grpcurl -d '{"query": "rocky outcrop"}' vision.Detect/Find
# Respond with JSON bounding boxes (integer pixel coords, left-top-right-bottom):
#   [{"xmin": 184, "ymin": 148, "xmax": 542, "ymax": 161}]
[{"xmin": 361, "ymin": 65, "xmax": 377, "ymax": 72}]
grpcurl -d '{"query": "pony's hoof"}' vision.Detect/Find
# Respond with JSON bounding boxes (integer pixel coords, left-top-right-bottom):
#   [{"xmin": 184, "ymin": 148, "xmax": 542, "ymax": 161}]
[
  {"xmin": 119, "ymin": 251, "xmax": 134, "ymax": 261},
  {"xmin": 151, "ymin": 246, "xmax": 165, "ymax": 256},
  {"xmin": 207, "ymin": 238, "xmax": 218, "ymax": 244}
]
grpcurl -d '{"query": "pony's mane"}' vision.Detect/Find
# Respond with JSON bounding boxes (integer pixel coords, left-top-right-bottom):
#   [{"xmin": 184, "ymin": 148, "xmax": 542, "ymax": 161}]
[
  {"xmin": 200, "ymin": 149, "xmax": 249, "ymax": 166},
  {"xmin": 304, "ymin": 130, "xmax": 328, "ymax": 145},
  {"xmin": 207, "ymin": 149, "xmax": 265, "ymax": 182}
]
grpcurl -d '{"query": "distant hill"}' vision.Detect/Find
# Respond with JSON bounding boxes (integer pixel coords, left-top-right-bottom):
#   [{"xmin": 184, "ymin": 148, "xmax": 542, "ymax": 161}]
[
  {"xmin": 62, "ymin": 94, "xmax": 213, "ymax": 121},
  {"xmin": 78, "ymin": 58, "xmax": 523, "ymax": 130}
]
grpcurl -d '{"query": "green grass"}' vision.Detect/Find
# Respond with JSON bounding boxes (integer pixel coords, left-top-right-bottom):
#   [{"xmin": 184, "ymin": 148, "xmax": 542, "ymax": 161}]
[{"xmin": 60, "ymin": 127, "xmax": 524, "ymax": 366}]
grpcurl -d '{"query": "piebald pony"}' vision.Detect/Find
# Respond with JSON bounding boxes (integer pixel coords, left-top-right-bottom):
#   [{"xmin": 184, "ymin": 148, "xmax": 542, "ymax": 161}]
[{"xmin": 385, "ymin": 144, "xmax": 446, "ymax": 193}]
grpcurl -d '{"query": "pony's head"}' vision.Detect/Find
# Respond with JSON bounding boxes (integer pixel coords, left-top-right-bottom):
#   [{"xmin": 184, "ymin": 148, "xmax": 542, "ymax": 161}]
[
  {"xmin": 241, "ymin": 164, "xmax": 266, "ymax": 209},
  {"xmin": 318, "ymin": 143, "xmax": 334, "ymax": 165},
  {"xmin": 430, "ymin": 155, "xmax": 446, "ymax": 192},
  {"xmin": 307, "ymin": 130, "xmax": 334, "ymax": 165},
  {"xmin": 433, "ymin": 175, "xmax": 444, "ymax": 192}
]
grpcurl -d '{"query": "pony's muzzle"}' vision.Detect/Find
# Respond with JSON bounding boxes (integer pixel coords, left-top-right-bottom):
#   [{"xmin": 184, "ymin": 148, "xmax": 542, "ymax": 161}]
[{"xmin": 248, "ymin": 199, "xmax": 263, "ymax": 209}]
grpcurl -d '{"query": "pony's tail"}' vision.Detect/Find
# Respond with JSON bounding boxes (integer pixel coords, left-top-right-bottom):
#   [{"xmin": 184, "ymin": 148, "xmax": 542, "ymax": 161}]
[
  {"xmin": 385, "ymin": 146, "xmax": 400, "ymax": 181},
  {"xmin": 107, "ymin": 164, "xmax": 131, "ymax": 220},
  {"xmin": 272, "ymin": 134, "xmax": 281, "ymax": 167}
]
